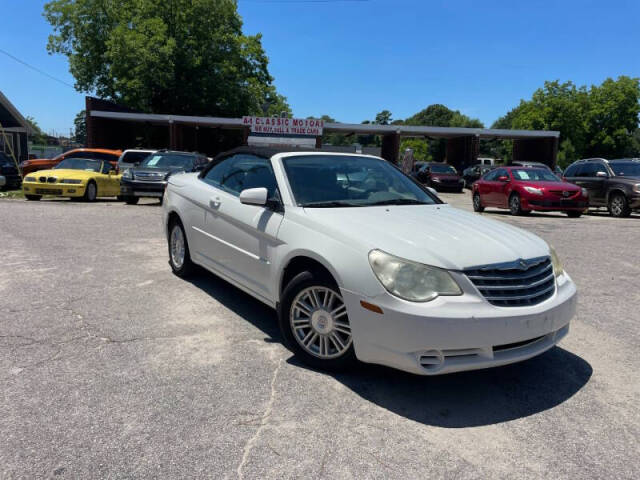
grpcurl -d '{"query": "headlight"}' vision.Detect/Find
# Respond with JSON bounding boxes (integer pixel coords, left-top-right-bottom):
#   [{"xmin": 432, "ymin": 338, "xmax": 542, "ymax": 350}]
[
  {"xmin": 25, "ymin": 176, "xmax": 36, "ymax": 182},
  {"xmin": 122, "ymin": 168, "xmax": 133, "ymax": 179},
  {"xmin": 581, "ymin": 188, "xmax": 588, "ymax": 197},
  {"xmin": 368, "ymin": 249, "xmax": 462, "ymax": 302},
  {"xmin": 60, "ymin": 179, "xmax": 82, "ymax": 184},
  {"xmin": 633, "ymin": 184, "xmax": 640, "ymax": 194},
  {"xmin": 550, "ymin": 246, "xmax": 564, "ymax": 278},
  {"xmin": 523, "ymin": 186, "xmax": 543, "ymax": 195}
]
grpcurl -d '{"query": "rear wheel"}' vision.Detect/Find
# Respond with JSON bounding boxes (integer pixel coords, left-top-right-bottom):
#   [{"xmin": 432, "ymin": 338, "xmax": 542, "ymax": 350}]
[
  {"xmin": 472, "ymin": 192, "xmax": 484, "ymax": 212},
  {"xmin": 83, "ymin": 181, "xmax": 97, "ymax": 202},
  {"xmin": 279, "ymin": 270, "xmax": 356, "ymax": 371},
  {"xmin": 566, "ymin": 211, "xmax": 582, "ymax": 218},
  {"xmin": 608, "ymin": 193, "xmax": 631, "ymax": 218},
  {"xmin": 25, "ymin": 194, "xmax": 41, "ymax": 201},
  {"xmin": 168, "ymin": 219, "xmax": 195, "ymax": 277}
]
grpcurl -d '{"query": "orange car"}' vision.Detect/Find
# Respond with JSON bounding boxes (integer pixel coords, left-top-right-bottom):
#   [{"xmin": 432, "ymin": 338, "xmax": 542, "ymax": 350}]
[{"xmin": 20, "ymin": 148, "xmax": 123, "ymax": 176}]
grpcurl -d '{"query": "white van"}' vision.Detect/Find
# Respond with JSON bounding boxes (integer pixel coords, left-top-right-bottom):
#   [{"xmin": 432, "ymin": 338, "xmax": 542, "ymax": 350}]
[{"xmin": 477, "ymin": 157, "xmax": 496, "ymax": 166}]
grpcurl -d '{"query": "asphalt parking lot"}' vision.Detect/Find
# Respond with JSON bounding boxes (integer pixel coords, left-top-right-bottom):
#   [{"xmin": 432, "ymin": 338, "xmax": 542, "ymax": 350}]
[{"xmin": 1, "ymin": 193, "xmax": 639, "ymax": 479}]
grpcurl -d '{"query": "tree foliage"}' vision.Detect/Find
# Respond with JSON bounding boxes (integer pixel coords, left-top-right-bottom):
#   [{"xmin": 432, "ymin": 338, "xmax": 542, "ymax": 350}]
[
  {"xmin": 25, "ymin": 117, "xmax": 47, "ymax": 144},
  {"xmin": 44, "ymin": 0, "xmax": 289, "ymax": 117},
  {"xmin": 74, "ymin": 110, "xmax": 86, "ymax": 145},
  {"xmin": 493, "ymin": 76, "xmax": 640, "ymax": 166}
]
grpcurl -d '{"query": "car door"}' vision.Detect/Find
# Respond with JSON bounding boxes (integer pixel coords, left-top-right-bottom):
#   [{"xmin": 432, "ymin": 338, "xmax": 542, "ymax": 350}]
[
  {"xmin": 572, "ymin": 163, "xmax": 606, "ymax": 206},
  {"xmin": 198, "ymin": 154, "xmax": 284, "ymax": 301},
  {"xmin": 492, "ymin": 168, "xmax": 511, "ymax": 207},
  {"xmin": 479, "ymin": 169, "xmax": 502, "ymax": 205}
]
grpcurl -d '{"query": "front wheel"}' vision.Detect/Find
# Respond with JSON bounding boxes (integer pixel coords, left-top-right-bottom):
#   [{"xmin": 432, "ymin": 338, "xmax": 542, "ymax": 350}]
[
  {"xmin": 124, "ymin": 196, "xmax": 139, "ymax": 205},
  {"xmin": 509, "ymin": 193, "xmax": 529, "ymax": 216},
  {"xmin": 608, "ymin": 193, "xmax": 631, "ymax": 218},
  {"xmin": 83, "ymin": 182, "xmax": 97, "ymax": 202},
  {"xmin": 566, "ymin": 211, "xmax": 582, "ymax": 218},
  {"xmin": 279, "ymin": 271, "xmax": 356, "ymax": 371},
  {"xmin": 25, "ymin": 194, "xmax": 41, "ymax": 201},
  {"xmin": 472, "ymin": 192, "xmax": 484, "ymax": 212},
  {"xmin": 168, "ymin": 219, "xmax": 195, "ymax": 277}
]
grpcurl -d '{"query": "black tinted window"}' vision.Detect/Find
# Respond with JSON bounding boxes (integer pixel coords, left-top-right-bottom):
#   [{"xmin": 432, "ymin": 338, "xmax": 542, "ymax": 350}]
[
  {"xmin": 580, "ymin": 163, "xmax": 605, "ymax": 177},
  {"xmin": 564, "ymin": 164, "xmax": 579, "ymax": 177},
  {"xmin": 220, "ymin": 155, "xmax": 277, "ymax": 197},
  {"xmin": 483, "ymin": 169, "xmax": 499, "ymax": 181},
  {"xmin": 202, "ymin": 159, "xmax": 230, "ymax": 187}
]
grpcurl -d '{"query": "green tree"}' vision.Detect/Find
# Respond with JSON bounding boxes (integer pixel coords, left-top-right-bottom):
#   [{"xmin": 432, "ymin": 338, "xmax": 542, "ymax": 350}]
[
  {"xmin": 399, "ymin": 138, "xmax": 430, "ymax": 162},
  {"xmin": 493, "ymin": 76, "xmax": 640, "ymax": 161},
  {"xmin": 404, "ymin": 104, "xmax": 483, "ymax": 162},
  {"xmin": 74, "ymin": 110, "xmax": 86, "ymax": 145},
  {"xmin": 25, "ymin": 116, "xmax": 47, "ymax": 144},
  {"xmin": 374, "ymin": 110, "xmax": 393, "ymax": 125},
  {"xmin": 44, "ymin": 0, "xmax": 289, "ymax": 116}
]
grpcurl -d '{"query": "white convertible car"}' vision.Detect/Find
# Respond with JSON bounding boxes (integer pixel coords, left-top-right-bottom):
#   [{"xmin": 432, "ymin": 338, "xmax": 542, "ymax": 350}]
[{"xmin": 162, "ymin": 147, "xmax": 576, "ymax": 375}]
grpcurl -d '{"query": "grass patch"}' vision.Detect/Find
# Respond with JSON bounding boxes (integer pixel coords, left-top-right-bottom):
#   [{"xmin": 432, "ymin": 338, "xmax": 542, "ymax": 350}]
[{"xmin": 0, "ymin": 189, "xmax": 25, "ymax": 199}]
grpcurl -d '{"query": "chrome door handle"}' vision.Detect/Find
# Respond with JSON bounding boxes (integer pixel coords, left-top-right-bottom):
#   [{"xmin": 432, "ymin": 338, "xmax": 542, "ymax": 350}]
[{"xmin": 209, "ymin": 197, "xmax": 221, "ymax": 209}]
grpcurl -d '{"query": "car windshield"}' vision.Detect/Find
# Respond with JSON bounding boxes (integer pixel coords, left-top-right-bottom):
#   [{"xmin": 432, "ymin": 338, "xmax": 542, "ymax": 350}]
[
  {"xmin": 430, "ymin": 164, "xmax": 457, "ymax": 174},
  {"xmin": 511, "ymin": 168, "xmax": 560, "ymax": 182},
  {"xmin": 611, "ymin": 162, "xmax": 640, "ymax": 177},
  {"xmin": 282, "ymin": 155, "xmax": 439, "ymax": 207},
  {"xmin": 140, "ymin": 153, "xmax": 194, "ymax": 169},
  {"xmin": 123, "ymin": 151, "xmax": 153, "ymax": 164},
  {"xmin": 54, "ymin": 158, "xmax": 102, "ymax": 172}
]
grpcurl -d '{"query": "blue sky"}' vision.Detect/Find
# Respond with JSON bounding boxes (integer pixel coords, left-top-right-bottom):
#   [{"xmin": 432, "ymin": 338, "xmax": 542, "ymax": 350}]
[{"xmin": 1, "ymin": 0, "xmax": 639, "ymax": 134}]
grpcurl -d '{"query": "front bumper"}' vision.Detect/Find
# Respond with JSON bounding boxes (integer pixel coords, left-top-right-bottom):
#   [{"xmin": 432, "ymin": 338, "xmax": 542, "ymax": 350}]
[
  {"xmin": 432, "ymin": 181, "xmax": 464, "ymax": 191},
  {"xmin": 120, "ymin": 179, "xmax": 166, "ymax": 197},
  {"xmin": 629, "ymin": 193, "xmax": 640, "ymax": 210},
  {"xmin": 22, "ymin": 182, "xmax": 85, "ymax": 197},
  {"xmin": 522, "ymin": 194, "xmax": 588, "ymax": 211},
  {"xmin": 341, "ymin": 273, "xmax": 577, "ymax": 375}
]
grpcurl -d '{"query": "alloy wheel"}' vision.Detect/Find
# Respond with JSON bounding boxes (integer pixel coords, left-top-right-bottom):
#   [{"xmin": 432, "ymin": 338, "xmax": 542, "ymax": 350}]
[
  {"xmin": 289, "ymin": 286, "xmax": 352, "ymax": 359},
  {"xmin": 170, "ymin": 225, "xmax": 185, "ymax": 269},
  {"xmin": 610, "ymin": 196, "xmax": 624, "ymax": 216}
]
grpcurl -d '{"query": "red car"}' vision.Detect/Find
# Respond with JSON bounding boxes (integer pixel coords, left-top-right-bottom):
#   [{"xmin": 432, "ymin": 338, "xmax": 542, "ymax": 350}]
[{"xmin": 472, "ymin": 166, "xmax": 588, "ymax": 217}]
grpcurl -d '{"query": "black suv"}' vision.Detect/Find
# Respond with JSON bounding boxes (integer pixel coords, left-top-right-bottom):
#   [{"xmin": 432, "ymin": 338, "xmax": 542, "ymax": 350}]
[
  {"xmin": 0, "ymin": 152, "xmax": 22, "ymax": 190},
  {"xmin": 120, "ymin": 150, "xmax": 209, "ymax": 204},
  {"xmin": 563, "ymin": 158, "xmax": 640, "ymax": 217}
]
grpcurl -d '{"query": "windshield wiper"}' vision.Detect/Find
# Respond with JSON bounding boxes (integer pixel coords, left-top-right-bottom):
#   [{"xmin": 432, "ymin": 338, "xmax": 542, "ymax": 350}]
[
  {"xmin": 369, "ymin": 198, "xmax": 430, "ymax": 206},
  {"xmin": 300, "ymin": 201, "xmax": 362, "ymax": 208}
]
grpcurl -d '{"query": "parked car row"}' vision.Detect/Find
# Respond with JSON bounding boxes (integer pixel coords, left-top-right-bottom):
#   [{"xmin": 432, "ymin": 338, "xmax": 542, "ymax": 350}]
[{"xmin": 20, "ymin": 149, "xmax": 210, "ymax": 203}]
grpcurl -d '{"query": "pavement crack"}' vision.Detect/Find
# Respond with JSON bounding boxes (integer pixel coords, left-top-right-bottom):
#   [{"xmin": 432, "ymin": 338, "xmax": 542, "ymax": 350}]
[{"xmin": 236, "ymin": 357, "xmax": 284, "ymax": 480}]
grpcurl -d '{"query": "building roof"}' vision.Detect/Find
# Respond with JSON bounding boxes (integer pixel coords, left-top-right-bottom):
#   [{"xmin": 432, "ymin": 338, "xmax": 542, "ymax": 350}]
[
  {"xmin": 89, "ymin": 110, "xmax": 560, "ymax": 140},
  {"xmin": 0, "ymin": 91, "xmax": 30, "ymax": 132}
]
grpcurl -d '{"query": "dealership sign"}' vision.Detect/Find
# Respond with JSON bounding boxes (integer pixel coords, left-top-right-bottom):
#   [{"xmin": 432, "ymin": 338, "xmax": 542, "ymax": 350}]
[{"xmin": 242, "ymin": 116, "xmax": 324, "ymax": 136}]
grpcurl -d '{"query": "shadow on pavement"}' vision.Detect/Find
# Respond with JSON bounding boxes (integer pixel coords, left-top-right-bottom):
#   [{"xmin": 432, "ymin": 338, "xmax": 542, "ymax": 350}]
[{"xmin": 187, "ymin": 268, "xmax": 592, "ymax": 428}]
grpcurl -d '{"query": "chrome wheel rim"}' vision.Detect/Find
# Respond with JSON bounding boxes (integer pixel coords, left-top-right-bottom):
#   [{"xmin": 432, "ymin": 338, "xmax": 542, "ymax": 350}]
[
  {"xmin": 611, "ymin": 197, "xmax": 623, "ymax": 215},
  {"xmin": 510, "ymin": 196, "xmax": 519, "ymax": 212},
  {"xmin": 473, "ymin": 194, "xmax": 481, "ymax": 209},
  {"xmin": 290, "ymin": 286, "xmax": 352, "ymax": 359},
  {"xmin": 170, "ymin": 225, "xmax": 185, "ymax": 269}
]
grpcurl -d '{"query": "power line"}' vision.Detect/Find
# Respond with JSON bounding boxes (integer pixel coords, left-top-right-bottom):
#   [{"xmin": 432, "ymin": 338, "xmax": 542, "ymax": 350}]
[{"xmin": 0, "ymin": 48, "xmax": 76, "ymax": 89}]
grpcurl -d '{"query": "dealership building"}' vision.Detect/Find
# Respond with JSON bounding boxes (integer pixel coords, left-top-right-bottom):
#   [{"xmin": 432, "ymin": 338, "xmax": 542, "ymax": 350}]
[{"xmin": 85, "ymin": 97, "xmax": 560, "ymax": 170}]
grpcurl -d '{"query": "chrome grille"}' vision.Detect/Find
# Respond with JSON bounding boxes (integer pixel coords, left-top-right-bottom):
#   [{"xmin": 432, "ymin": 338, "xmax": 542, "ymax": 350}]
[
  {"xmin": 465, "ymin": 256, "xmax": 555, "ymax": 307},
  {"xmin": 134, "ymin": 171, "xmax": 165, "ymax": 182}
]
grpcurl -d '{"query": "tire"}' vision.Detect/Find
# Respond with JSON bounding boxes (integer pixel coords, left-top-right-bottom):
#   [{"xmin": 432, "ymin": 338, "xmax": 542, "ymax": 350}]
[
  {"xmin": 472, "ymin": 192, "xmax": 484, "ymax": 212},
  {"xmin": 124, "ymin": 196, "xmax": 139, "ymax": 205},
  {"xmin": 278, "ymin": 270, "xmax": 356, "ymax": 371},
  {"xmin": 509, "ymin": 193, "xmax": 529, "ymax": 216},
  {"xmin": 168, "ymin": 218, "xmax": 195, "ymax": 277},
  {"xmin": 83, "ymin": 181, "xmax": 97, "ymax": 202},
  {"xmin": 25, "ymin": 194, "xmax": 41, "ymax": 201},
  {"xmin": 608, "ymin": 193, "xmax": 631, "ymax": 218},
  {"xmin": 566, "ymin": 211, "xmax": 582, "ymax": 218}
]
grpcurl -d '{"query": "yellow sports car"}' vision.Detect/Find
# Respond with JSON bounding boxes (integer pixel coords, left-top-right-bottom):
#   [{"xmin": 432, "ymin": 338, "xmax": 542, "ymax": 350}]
[{"xmin": 22, "ymin": 157, "xmax": 122, "ymax": 201}]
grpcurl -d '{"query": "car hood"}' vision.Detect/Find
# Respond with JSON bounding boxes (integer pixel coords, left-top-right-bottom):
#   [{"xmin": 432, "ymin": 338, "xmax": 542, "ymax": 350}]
[
  {"xmin": 25, "ymin": 169, "xmax": 96, "ymax": 179},
  {"xmin": 301, "ymin": 204, "xmax": 550, "ymax": 270},
  {"xmin": 519, "ymin": 180, "xmax": 580, "ymax": 191}
]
